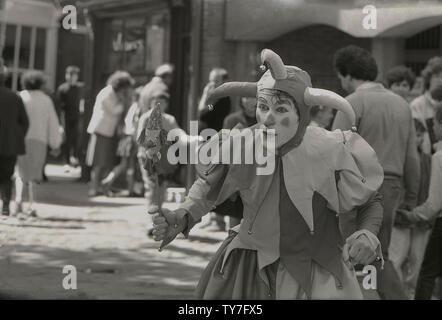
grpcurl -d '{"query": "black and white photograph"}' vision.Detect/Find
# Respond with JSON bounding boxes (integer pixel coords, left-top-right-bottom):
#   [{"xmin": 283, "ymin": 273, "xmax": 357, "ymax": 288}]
[{"xmin": 1, "ymin": 0, "xmax": 442, "ymax": 306}]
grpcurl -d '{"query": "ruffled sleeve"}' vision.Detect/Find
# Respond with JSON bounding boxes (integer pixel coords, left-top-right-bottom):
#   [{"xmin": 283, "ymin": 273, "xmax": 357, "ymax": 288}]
[{"xmin": 332, "ymin": 130, "xmax": 384, "ymax": 213}]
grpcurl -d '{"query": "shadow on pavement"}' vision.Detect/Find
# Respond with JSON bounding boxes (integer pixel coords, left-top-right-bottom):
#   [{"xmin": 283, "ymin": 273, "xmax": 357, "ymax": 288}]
[
  {"xmin": 34, "ymin": 180, "xmax": 143, "ymax": 208},
  {"xmin": 0, "ymin": 244, "xmax": 205, "ymax": 299}
]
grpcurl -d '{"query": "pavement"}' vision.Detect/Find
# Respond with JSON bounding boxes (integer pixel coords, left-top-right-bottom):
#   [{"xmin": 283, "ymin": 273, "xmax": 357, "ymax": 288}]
[
  {"xmin": 0, "ymin": 164, "xmax": 226, "ymax": 299},
  {"xmin": 0, "ymin": 164, "xmax": 381, "ymax": 300}
]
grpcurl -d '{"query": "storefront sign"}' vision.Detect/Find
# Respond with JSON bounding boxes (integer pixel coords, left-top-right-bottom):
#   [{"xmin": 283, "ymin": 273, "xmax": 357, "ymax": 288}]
[{"xmin": 112, "ymin": 32, "xmax": 143, "ymax": 52}]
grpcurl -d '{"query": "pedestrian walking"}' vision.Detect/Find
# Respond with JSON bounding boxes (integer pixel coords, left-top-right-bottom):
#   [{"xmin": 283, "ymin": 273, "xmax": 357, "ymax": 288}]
[
  {"xmin": 398, "ymin": 105, "xmax": 442, "ymax": 299},
  {"xmin": 332, "ymin": 45, "xmax": 421, "ymax": 300},
  {"xmin": 56, "ymin": 66, "xmax": 85, "ymax": 170},
  {"xmin": 86, "ymin": 71, "xmax": 134, "ymax": 197},
  {"xmin": 15, "ymin": 71, "xmax": 62, "ymax": 217},
  {"xmin": 384, "ymin": 66, "xmax": 431, "ymax": 296},
  {"xmin": 101, "ymin": 87, "xmax": 142, "ymax": 197},
  {"xmin": 0, "ymin": 60, "xmax": 29, "ymax": 216}
]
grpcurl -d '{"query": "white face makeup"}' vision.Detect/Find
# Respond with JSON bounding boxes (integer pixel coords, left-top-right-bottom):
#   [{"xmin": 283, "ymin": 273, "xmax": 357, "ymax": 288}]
[{"xmin": 256, "ymin": 90, "xmax": 299, "ymax": 148}]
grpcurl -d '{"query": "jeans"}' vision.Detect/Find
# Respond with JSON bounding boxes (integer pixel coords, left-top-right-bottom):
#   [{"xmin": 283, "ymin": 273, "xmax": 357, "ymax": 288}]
[
  {"xmin": 376, "ymin": 177, "xmax": 409, "ymax": 300},
  {"xmin": 415, "ymin": 218, "xmax": 442, "ymax": 300},
  {"xmin": 389, "ymin": 226, "xmax": 430, "ymax": 289}
]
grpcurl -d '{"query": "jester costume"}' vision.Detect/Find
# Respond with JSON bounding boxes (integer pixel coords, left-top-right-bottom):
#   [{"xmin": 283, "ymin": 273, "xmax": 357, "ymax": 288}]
[{"xmin": 158, "ymin": 49, "xmax": 384, "ymax": 299}]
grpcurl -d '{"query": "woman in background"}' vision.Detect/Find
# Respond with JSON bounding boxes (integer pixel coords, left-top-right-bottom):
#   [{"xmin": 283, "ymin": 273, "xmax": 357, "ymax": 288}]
[
  {"xmin": 15, "ymin": 71, "xmax": 62, "ymax": 217},
  {"xmin": 86, "ymin": 71, "xmax": 134, "ymax": 197}
]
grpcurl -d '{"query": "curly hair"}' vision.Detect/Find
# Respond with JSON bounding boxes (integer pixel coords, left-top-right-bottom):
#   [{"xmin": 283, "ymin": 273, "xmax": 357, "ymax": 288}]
[
  {"xmin": 385, "ymin": 65, "xmax": 415, "ymax": 89},
  {"xmin": 106, "ymin": 71, "xmax": 135, "ymax": 92},
  {"xmin": 333, "ymin": 45, "xmax": 378, "ymax": 81},
  {"xmin": 422, "ymin": 56, "xmax": 442, "ymax": 91},
  {"xmin": 21, "ymin": 70, "xmax": 46, "ymax": 90}
]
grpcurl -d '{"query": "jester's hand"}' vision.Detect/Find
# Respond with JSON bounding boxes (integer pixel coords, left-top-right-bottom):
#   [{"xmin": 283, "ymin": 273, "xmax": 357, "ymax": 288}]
[{"xmin": 151, "ymin": 207, "xmax": 189, "ymax": 251}]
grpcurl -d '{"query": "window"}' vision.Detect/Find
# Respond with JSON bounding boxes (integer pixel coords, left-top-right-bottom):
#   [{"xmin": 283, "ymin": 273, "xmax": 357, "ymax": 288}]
[
  {"xmin": 0, "ymin": 23, "xmax": 47, "ymax": 91},
  {"xmin": 405, "ymin": 26, "xmax": 440, "ymax": 50},
  {"xmin": 102, "ymin": 10, "xmax": 169, "ymax": 80}
]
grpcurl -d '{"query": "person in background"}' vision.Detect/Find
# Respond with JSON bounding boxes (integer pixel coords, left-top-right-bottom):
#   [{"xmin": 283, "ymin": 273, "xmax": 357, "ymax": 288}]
[
  {"xmin": 86, "ymin": 71, "xmax": 134, "ymax": 197},
  {"xmin": 384, "ymin": 65, "xmax": 429, "ymax": 297},
  {"xmin": 384, "ymin": 65, "xmax": 416, "ymax": 102},
  {"xmin": 410, "ymin": 57, "xmax": 442, "ymax": 155},
  {"xmin": 101, "ymin": 87, "xmax": 142, "ymax": 197},
  {"xmin": 138, "ymin": 91, "xmax": 188, "ymax": 237},
  {"xmin": 0, "ymin": 59, "xmax": 29, "ymax": 216},
  {"xmin": 15, "ymin": 71, "xmax": 62, "ymax": 217},
  {"xmin": 332, "ymin": 45, "xmax": 420, "ymax": 300},
  {"xmin": 399, "ymin": 106, "xmax": 442, "ymax": 300},
  {"xmin": 309, "ymin": 105, "xmax": 334, "ymax": 129},
  {"xmin": 56, "ymin": 66, "xmax": 85, "ymax": 171},
  {"xmin": 389, "ymin": 119, "xmax": 433, "ymax": 296},
  {"xmin": 139, "ymin": 64, "xmax": 174, "ymax": 116},
  {"xmin": 223, "ymin": 96, "xmax": 257, "ymax": 129},
  {"xmin": 221, "ymin": 97, "xmax": 258, "ymax": 229},
  {"xmin": 198, "ymin": 68, "xmax": 231, "ymax": 132},
  {"xmin": 197, "ymin": 68, "xmax": 232, "ymax": 232}
]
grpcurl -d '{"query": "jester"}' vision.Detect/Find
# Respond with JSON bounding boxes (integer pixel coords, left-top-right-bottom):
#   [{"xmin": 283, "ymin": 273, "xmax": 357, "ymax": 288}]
[{"xmin": 150, "ymin": 49, "xmax": 385, "ymax": 299}]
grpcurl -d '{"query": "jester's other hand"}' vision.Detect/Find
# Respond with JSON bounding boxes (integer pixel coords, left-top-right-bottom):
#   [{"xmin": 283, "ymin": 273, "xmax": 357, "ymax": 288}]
[{"xmin": 343, "ymin": 232, "xmax": 378, "ymax": 267}]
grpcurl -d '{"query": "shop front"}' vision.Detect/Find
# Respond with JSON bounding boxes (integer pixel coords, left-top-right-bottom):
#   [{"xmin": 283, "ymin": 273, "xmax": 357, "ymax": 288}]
[
  {"xmin": 81, "ymin": 0, "xmax": 191, "ymax": 127},
  {"xmin": 0, "ymin": 0, "xmax": 59, "ymax": 92}
]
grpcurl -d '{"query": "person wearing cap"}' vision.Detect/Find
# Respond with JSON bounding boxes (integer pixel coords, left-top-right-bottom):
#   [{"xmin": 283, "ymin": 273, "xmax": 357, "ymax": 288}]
[
  {"xmin": 0, "ymin": 59, "xmax": 29, "ymax": 216},
  {"xmin": 149, "ymin": 49, "xmax": 384, "ymax": 299},
  {"xmin": 332, "ymin": 45, "xmax": 420, "ymax": 300},
  {"xmin": 56, "ymin": 66, "xmax": 85, "ymax": 169}
]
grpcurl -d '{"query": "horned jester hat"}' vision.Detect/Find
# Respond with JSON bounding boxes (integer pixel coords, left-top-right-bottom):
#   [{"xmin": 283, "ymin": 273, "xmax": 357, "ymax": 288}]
[
  {"xmin": 196, "ymin": 48, "xmax": 384, "ymax": 234},
  {"xmin": 206, "ymin": 48, "xmax": 357, "ymax": 154}
]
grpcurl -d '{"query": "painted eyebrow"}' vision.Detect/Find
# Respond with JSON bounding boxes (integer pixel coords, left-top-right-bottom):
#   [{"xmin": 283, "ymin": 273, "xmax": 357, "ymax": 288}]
[
  {"xmin": 257, "ymin": 97, "xmax": 269, "ymax": 104},
  {"xmin": 275, "ymin": 98, "xmax": 294, "ymax": 108}
]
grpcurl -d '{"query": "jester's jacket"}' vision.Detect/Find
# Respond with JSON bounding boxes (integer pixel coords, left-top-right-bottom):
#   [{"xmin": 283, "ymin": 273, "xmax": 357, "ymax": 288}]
[{"xmin": 180, "ymin": 126, "xmax": 384, "ymax": 299}]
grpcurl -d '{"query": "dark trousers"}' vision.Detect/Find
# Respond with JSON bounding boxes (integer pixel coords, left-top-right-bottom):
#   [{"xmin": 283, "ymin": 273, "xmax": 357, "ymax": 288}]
[
  {"xmin": 64, "ymin": 118, "xmax": 79, "ymax": 164},
  {"xmin": 376, "ymin": 177, "xmax": 409, "ymax": 300},
  {"xmin": 415, "ymin": 218, "xmax": 442, "ymax": 300},
  {"xmin": 0, "ymin": 155, "xmax": 17, "ymax": 208}
]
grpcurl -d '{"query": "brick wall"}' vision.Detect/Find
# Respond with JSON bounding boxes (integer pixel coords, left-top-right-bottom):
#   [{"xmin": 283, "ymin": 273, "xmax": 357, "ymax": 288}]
[
  {"xmin": 199, "ymin": 0, "xmax": 262, "ymax": 111},
  {"xmin": 199, "ymin": 4, "xmax": 372, "ymax": 104},
  {"xmin": 265, "ymin": 25, "xmax": 372, "ymax": 96}
]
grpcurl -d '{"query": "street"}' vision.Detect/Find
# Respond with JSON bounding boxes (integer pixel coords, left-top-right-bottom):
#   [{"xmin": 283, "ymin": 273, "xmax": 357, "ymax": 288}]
[{"xmin": 0, "ymin": 164, "xmax": 225, "ymax": 299}]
